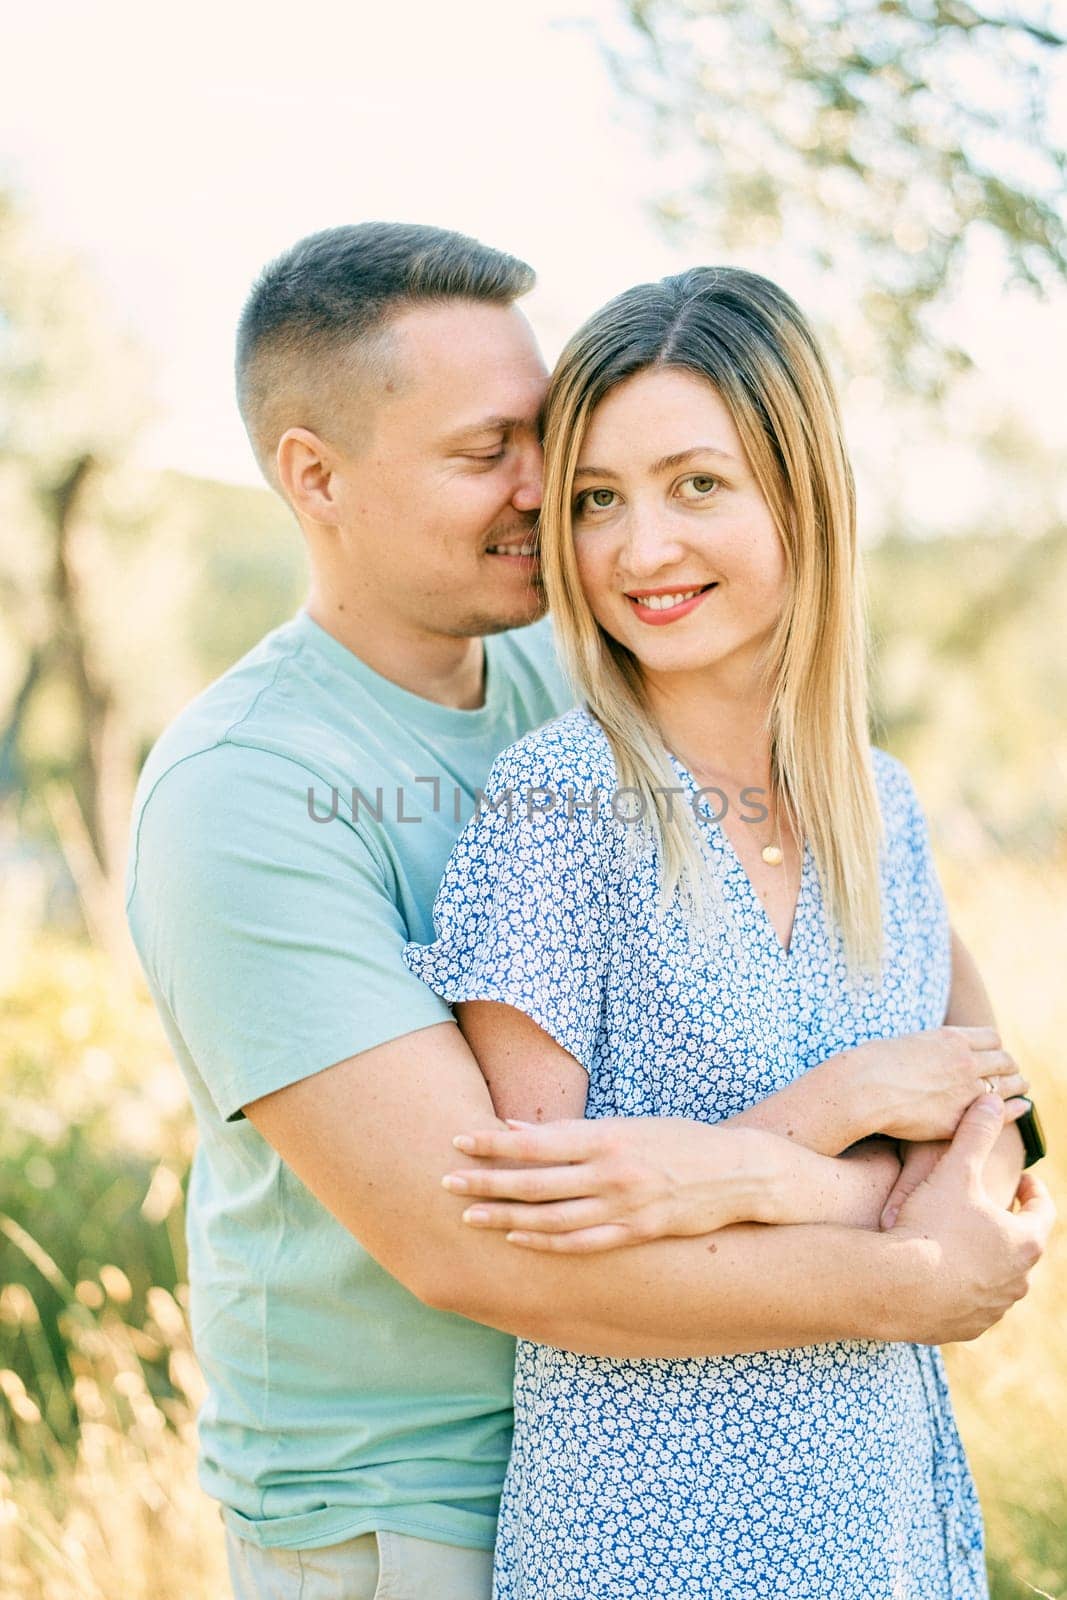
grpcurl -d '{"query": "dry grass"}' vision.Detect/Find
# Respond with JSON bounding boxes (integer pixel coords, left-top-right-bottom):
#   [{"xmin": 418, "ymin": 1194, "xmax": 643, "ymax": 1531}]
[
  {"xmin": 940, "ymin": 860, "xmax": 1067, "ymax": 1600},
  {"xmin": 0, "ymin": 1277, "xmax": 227, "ymax": 1598}
]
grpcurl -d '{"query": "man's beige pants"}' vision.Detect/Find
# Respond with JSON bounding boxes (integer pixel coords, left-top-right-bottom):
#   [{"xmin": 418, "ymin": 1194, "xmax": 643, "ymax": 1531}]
[{"xmin": 225, "ymin": 1526, "xmax": 494, "ymax": 1599}]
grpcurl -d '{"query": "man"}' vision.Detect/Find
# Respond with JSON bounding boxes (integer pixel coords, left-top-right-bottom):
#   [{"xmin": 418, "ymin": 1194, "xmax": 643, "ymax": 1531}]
[{"xmin": 126, "ymin": 224, "xmax": 1050, "ymax": 1599}]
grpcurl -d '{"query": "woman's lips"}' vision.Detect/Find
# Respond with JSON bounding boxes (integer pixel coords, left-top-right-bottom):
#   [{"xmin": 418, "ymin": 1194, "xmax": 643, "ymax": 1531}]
[{"xmin": 626, "ymin": 583, "xmax": 717, "ymax": 626}]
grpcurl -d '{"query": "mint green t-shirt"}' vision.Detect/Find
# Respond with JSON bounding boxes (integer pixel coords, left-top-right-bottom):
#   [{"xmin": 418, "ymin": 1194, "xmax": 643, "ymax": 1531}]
[{"xmin": 125, "ymin": 611, "xmax": 572, "ymax": 1552}]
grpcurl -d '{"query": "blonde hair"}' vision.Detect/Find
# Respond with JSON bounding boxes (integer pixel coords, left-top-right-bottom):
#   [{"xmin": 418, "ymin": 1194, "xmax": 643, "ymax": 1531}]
[{"xmin": 540, "ymin": 266, "xmax": 884, "ymax": 978}]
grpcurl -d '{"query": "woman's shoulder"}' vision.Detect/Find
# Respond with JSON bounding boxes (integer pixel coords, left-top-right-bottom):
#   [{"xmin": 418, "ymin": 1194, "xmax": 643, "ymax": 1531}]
[
  {"xmin": 484, "ymin": 706, "xmax": 620, "ymax": 799},
  {"xmin": 869, "ymin": 746, "xmax": 931, "ymax": 848}
]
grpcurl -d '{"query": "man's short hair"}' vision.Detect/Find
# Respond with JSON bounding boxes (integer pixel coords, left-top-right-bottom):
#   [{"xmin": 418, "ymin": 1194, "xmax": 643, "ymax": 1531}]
[{"xmin": 235, "ymin": 222, "xmax": 536, "ymax": 484}]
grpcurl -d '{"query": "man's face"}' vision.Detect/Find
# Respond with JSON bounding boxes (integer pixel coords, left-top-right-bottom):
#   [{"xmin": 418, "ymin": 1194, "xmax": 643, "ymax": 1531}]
[{"xmin": 330, "ymin": 300, "xmax": 549, "ymax": 637}]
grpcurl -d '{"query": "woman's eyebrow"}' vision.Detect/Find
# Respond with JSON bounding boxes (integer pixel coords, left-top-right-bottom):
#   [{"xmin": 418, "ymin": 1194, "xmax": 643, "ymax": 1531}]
[
  {"xmin": 574, "ymin": 446, "xmax": 738, "ymax": 480},
  {"xmin": 650, "ymin": 446, "xmax": 738, "ymax": 473}
]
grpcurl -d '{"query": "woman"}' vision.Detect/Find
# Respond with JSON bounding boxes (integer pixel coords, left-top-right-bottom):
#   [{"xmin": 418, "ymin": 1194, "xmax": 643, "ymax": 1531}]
[{"xmin": 404, "ymin": 268, "xmax": 1028, "ymax": 1597}]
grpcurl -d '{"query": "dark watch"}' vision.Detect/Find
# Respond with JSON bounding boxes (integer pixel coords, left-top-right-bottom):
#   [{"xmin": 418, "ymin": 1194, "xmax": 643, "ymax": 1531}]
[{"xmin": 1015, "ymin": 1099, "xmax": 1047, "ymax": 1169}]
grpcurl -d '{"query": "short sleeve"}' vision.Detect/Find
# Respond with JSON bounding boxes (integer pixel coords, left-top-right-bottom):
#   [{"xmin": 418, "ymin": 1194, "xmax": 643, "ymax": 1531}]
[
  {"xmin": 403, "ymin": 735, "xmax": 615, "ymax": 1073},
  {"xmin": 872, "ymin": 749, "xmax": 952, "ymax": 1007},
  {"xmin": 881, "ymin": 753, "xmax": 948, "ymax": 910},
  {"xmin": 126, "ymin": 743, "xmax": 452, "ymax": 1121}
]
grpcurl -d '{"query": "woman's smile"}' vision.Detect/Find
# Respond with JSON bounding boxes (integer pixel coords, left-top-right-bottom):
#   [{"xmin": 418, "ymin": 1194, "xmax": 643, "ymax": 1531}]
[{"xmin": 625, "ymin": 582, "xmax": 719, "ymax": 625}]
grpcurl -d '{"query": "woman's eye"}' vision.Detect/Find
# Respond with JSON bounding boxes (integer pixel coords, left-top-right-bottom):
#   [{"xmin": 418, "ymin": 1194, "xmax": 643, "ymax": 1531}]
[
  {"xmin": 466, "ymin": 450, "xmax": 505, "ymax": 464},
  {"xmin": 679, "ymin": 474, "xmax": 719, "ymax": 500},
  {"xmin": 575, "ymin": 488, "xmax": 618, "ymax": 515}
]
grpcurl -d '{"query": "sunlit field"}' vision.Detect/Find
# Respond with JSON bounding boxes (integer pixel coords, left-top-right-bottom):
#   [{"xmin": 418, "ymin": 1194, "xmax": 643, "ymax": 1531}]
[
  {"xmin": 1, "ymin": 857, "xmax": 1063, "ymax": 1599},
  {"xmin": 0, "ymin": 937, "xmax": 227, "ymax": 1599},
  {"xmin": 938, "ymin": 860, "xmax": 1067, "ymax": 1600}
]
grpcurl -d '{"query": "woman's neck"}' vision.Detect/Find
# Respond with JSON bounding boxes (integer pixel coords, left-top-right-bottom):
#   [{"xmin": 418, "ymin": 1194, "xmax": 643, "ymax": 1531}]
[{"xmin": 641, "ymin": 668, "xmax": 774, "ymax": 792}]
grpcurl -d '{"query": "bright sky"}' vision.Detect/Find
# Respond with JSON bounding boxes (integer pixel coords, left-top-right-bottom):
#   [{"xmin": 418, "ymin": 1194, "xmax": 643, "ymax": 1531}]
[{"xmin": 2, "ymin": 0, "xmax": 1065, "ymax": 534}]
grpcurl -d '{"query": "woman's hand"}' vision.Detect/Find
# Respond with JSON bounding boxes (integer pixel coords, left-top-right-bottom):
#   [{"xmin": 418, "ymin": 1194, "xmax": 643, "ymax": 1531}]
[
  {"xmin": 851, "ymin": 1026, "xmax": 1029, "ymax": 1143},
  {"xmin": 442, "ymin": 1118, "xmax": 911, "ymax": 1249},
  {"xmin": 441, "ymin": 1116, "xmax": 784, "ymax": 1252}
]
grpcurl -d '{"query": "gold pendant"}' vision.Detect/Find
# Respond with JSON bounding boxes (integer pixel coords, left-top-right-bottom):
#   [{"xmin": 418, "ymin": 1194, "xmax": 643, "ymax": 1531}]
[{"xmin": 761, "ymin": 845, "xmax": 784, "ymax": 866}]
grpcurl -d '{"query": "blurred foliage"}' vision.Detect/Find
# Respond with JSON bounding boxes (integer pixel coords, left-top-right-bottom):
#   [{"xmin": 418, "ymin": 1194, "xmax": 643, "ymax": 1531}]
[
  {"xmin": 0, "ymin": 199, "xmax": 305, "ymax": 960},
  {"xmin": 152, "ymin": 471, "xmax": 303, "ymax": 688},
  {"xmin": 0, "ymin": 195, "xmax": 155, "ymax": 950},
  {"xmin": 0, "ymin": 1272, "xmax": 224, "ymax": 1600},
  {"xmin": 0, "ymin": 939, "xmax": 223, "ymax": 1598},
  {"xmin": 0, "ymin": 940, "xmax": 188, "ymax": 1441},
  {"xmin": 867, "ymin": 523, "xmax": 1067, "ymax": 856},
  {"xmin": 610, "ymin": 0, "xmax": 1066, "ymax": 392},
  {"xmin": 0, "ymin": 462, "xmax": 302, "ymax": 788}
]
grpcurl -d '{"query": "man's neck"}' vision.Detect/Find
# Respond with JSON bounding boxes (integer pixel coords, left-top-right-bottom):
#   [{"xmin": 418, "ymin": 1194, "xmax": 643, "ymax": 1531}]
[{"xmin": 304, "ymin": 592, "xmax": 487, "ymax": 710}]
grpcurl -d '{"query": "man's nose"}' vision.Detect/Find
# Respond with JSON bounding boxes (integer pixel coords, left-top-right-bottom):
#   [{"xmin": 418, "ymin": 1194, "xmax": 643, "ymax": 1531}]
[{"xmin": 511, "ymin": 439, "xmax": 544, "ymax": 513}]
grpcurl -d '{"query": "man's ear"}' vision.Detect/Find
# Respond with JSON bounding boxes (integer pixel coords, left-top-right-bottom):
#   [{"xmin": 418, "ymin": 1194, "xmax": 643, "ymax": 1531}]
[{"xmin": 276, "ymin": 427, "xmax": 341, "ymax": 524}]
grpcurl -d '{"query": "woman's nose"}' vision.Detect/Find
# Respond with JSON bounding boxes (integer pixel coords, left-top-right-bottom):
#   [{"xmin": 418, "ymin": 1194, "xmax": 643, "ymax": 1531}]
[{"xmin": 620, "ymin": 510, "xmax": 686, "ymax": 579}]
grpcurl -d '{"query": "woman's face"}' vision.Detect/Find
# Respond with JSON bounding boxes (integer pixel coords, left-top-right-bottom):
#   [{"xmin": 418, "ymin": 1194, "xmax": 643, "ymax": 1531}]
[{"xmin": 571, "ymin": 366, "xmax": 788, "ymax": 690}]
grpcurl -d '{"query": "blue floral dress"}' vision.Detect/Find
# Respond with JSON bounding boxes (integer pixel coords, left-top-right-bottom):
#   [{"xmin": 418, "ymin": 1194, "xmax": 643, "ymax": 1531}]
[{"xmin": 404, "ymin": 708, "xmax": 986, "ymax": 1600}]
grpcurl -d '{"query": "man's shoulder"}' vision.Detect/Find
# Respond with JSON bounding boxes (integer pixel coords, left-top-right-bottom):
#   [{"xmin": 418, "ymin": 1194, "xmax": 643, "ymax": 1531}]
[
  {"xmin": 131, "ymin": 618, "xmax": 315, "ymax": 820},
  {"xmin": 487, "ymin": 616, "xmax": 574, "ymax": 719},
  {"xmin": 127, "ymin": 617, "xmax": 373, "ymax": 914}
]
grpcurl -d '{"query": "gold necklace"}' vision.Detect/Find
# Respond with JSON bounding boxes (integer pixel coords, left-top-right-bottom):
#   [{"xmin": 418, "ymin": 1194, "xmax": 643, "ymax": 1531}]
[
  {"xmin": 669, "ymin": 738, "xmax": 785, "ymax": 866},
  {"xmin": 761, "ymin": 787, "xmax": 784, "ymax": 867}
]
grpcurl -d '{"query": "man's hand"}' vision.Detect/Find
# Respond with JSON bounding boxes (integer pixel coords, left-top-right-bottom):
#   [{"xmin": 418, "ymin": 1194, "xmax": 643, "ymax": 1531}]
[
  {"xmin": 880, "ymin": 1097, "xmax": 1029, "ymax": 1229},
  {"xmin": 888, "ymin": 1096, "xmax": 1053, "ymax": 1343},
  {"xmin": 243, "ymin": 1023, "xmax": 1048, "ymax": 1357}
]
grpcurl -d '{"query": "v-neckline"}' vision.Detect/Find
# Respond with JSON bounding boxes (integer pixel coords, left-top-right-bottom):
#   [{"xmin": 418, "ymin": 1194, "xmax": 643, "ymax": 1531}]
[
  {"xmin": 717, "ymin": 827, "xmax": 812, "ymax": 960},
  {"xmin": 667, "ymin": 752, "xmax": 811, "ymax": 961}
]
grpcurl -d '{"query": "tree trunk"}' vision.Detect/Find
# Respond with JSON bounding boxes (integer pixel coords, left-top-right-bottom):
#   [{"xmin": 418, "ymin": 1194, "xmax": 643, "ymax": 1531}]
[{"xmin": 42, "ymin": 456, "xmax": 137, "ymax": 964}]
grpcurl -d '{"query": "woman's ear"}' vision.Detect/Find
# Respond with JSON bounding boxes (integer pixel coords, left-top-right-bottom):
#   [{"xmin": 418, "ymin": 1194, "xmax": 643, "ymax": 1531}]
[{"xmin": 276, "ymin": 427, "xmax": 340, "ymax": 524}]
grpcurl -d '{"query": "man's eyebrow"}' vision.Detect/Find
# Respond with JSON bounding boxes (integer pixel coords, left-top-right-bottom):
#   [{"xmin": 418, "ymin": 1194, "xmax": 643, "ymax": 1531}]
[
  {"xmin": 573, "ymin": 446, "xmax": 738, "ymax": 480},
  {"xmin": 442, "ymin": 415, "xmax": 521, "ymax": 445}
]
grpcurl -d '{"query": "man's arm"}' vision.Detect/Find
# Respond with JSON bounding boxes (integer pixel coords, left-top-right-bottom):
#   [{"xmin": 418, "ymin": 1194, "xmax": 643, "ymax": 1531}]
[
  {"xmin": 132, "ymin": 748, "xmax": 1042, "ymax": 1360},
  {"xmin": 244, "ymin": 1017, "xmax": 1047, "ymax": 1359}
]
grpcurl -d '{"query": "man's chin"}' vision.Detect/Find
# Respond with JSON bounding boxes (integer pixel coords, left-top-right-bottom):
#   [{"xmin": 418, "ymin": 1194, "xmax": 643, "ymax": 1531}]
[{"xmin": 451, "ymin": 586, "xmax": 548, "ymax": 638}]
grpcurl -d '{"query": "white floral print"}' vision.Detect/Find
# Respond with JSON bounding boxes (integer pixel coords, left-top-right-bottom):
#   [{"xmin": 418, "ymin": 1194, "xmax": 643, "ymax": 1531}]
[{"xmin": 405, "ymin": 708, "xmax": 986, "ymax": 1600}]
